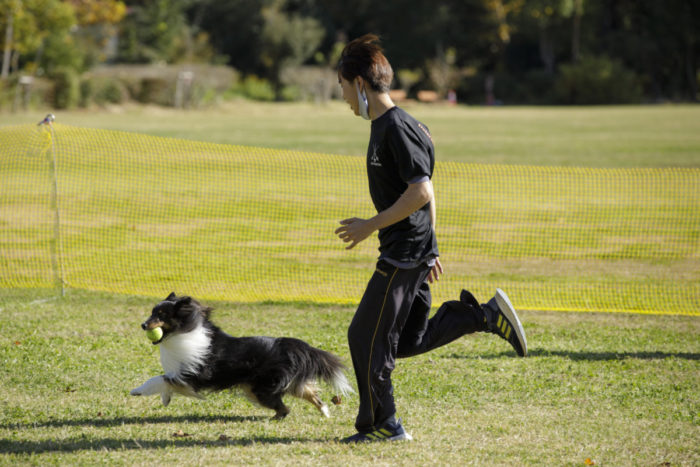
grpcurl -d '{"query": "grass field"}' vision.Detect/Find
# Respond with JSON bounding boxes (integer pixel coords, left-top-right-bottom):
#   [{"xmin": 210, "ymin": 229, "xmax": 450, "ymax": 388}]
[
  {"xmin": 1, "ymin": 102, "xmax": 699, "ymax": 167},
  {"xmin": 0, "ymin": 291, "xmax": 698, "ymax": 466},
  {"xmin": 1, "ymin": 103, "xmax": 699, "ymax": 464}
]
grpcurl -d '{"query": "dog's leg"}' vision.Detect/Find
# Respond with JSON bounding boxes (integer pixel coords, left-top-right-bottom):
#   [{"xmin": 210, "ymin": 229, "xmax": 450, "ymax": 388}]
[
  {"xmin": 300, "ymin": 383, "xmax": 330, "ymax": 418},
  {"xmin": 270, "ymin": 400, "xmax": 290, "ymax": 420},
  {"xmin": 253, "ymin": 390, "xmax": 290, "ymax": 420},
  {"xmin": 130, "ymin": 375, "xmax": 174, "ymax": 406},
  {"xmin": 131, "ymin": 375, "xmax": 169, "ymax": 396},
  {"xmin": 172, "ymin": 384, "xmax": 206, "ymax": 401}
]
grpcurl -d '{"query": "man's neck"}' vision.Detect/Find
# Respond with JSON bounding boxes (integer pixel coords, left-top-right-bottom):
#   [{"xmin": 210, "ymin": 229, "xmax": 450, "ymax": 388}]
[{"xmin": 368, "ymin": 92, "xmax": 396, "ymax": 121}]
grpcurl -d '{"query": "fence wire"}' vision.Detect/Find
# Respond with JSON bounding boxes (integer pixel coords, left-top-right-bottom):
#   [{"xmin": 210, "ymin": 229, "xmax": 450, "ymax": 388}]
[{"xmin": 1, "ymin": 123, "xmax": 698, "ymax": 314}]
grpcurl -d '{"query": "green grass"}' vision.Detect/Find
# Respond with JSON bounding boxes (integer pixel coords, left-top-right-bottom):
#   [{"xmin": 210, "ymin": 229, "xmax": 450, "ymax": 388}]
[
  {"xmin": 0, "ymin": 291, "xmax": 698, "ymax": 465},
  {"xmin": 1, "ymin": 103, "xmax": 698, "ymax": 464},
  {"xmin": 2, "ymin": 101, "xmax": 699, "ymax": 167}
]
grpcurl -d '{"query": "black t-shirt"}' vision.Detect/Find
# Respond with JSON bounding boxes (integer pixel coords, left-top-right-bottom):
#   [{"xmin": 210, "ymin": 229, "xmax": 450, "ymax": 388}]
[{"xmin": 366, "ymin": 106, "xmax": 439, "ymax": 265}]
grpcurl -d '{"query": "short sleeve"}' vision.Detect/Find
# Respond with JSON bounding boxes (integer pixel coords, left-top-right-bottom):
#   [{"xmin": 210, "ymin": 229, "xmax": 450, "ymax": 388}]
[{"xmin": 385, "ymin": 122, "xmax": 433, "ymax": 184}]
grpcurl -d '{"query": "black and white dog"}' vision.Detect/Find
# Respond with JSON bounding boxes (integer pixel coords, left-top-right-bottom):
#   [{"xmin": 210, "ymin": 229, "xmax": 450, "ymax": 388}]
[{"xmin": 130, "ymin": 293, "xmax": 352, "ymax": 419}]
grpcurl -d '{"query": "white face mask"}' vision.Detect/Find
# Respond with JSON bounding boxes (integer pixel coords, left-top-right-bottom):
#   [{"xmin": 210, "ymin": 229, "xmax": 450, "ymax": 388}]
[{"xmin": 356, "ymin": 82, "xmax": 370, "ymax": 120}]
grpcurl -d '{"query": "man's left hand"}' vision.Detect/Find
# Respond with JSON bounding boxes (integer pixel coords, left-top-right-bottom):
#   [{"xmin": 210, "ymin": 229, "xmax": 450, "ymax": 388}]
[{"xmin": 427, "ymin": 257, "xmax": 443, "ymax": 283}]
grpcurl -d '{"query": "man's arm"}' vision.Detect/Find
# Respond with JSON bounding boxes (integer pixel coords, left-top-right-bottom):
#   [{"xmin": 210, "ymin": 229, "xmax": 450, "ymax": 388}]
[
  {"xmin": 429, "ymin": 180, "xmax": 436, "ymax": 229},
  {"xmin": 426, "ymin": 180, "xmax": 442, "ymax": 283},
  {"xmin": 335, "ymin": 181, "xmax": 433, "ymax": 250}
]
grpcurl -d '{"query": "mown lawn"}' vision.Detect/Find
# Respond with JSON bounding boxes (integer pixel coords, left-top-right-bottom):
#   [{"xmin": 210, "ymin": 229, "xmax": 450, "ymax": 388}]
[
  {"xmin": 0, "ymin": 291, "xmax": 698, "ymax": 465},
  {"xmin": 2, "ymin": 101, "xmax": 699, "ymax": 167}
]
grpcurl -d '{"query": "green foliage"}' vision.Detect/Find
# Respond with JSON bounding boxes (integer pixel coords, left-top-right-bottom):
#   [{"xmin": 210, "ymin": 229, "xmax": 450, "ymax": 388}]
[
  {"xmin": 0, "ymin": 0, "xmax": 76, "ymax": 55},
  {"xmin": 457, "ymin": 70, "xmax": 557, "ymax": 105},
  {"xmin": 396, "ymin": 69, "xmax": 424, "ymax": 94},
  {"xmin": 98, "ymin": 78, "xmax": 127, "ymax": 104},
  {"xmin": 0, "ymin": 79, "xmax": 11, "ymax": 109},
  {"xmin": 41, "ymin": 32, "xmax": 87, "ymax": 76},
  {"xmin": 229, "ymin": 75, "xmax": 276, "ymax": 101},
  {"xmin": 117, "ymin": 0, "xmax": 188, "ymax": 64},
  {"xmin": 279, "ymin": 84, "xmax": 301, "ymax": 102},
  {"xmin": 50, "ymin": 66, "xmax": 80, "ymax": 109},
  {"xmin": 259, "ymin": 1, "xmax": 325, "ymax": 100},
  {"xmin": 554, "ymin": 55, "xmax": 643, "ymax": 105},
  {"xmin": 78, "ymin": 78, "xmax": 92, "ymax": 107},
  {"xmin": 137, "ymin": 77, "xmax": 172, "ymax": 105},
  {"xmin": 279, "ymin": 66, "xmax": 339, "ymax": 102},
  {"xmin": 1, "ymin": 0, "xmax": 697, "ymax": 105},
  {"xmin": 0, "ymin": 0, "xmax": 77, "ymax": 77},
  {"xmin": 79, "ymin": 75, "xmax": 127, "ymax": 107}
]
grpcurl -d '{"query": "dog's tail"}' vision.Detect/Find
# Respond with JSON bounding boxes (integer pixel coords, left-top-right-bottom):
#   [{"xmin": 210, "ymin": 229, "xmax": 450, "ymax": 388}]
[
  {"xmin": 309, "ymin": 346, "xmax": 353, "ymax": 397},
  {"xmin": 284, "ymin": 339, "xmax": 353, "ymax": 397}
]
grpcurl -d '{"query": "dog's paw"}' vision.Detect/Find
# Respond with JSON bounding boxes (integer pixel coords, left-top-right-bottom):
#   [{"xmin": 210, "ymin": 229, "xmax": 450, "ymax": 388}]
[
  {"xmin": 130, "ymin": 388, "xmax": 142, "ymax": 396},
  {"xmin": 161, "ymin": 390, "xmax": 172, "ymax": 406}
]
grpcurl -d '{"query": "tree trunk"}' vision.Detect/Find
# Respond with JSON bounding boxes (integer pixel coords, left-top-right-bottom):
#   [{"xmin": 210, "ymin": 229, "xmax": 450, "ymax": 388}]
[
  {"xmin": 1, "ymin": 11, "xmax": 14, "ymax": 79},
  {"xmin": 572, "ymin": 0, "xmax": 582, "ymax": 63},
  {"xmin": 539, "ymin": 26, "xmax": 555, "ymax": 75},
  {"xmin": 685, "ymin": 39, "xmax": 697, "ymax": 101}
]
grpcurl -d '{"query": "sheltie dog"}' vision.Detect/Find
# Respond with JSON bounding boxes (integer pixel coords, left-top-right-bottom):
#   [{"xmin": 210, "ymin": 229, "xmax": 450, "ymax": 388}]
[{"xmin": 130, "ymin": 293, "xmax": 352, "ymax": 419}]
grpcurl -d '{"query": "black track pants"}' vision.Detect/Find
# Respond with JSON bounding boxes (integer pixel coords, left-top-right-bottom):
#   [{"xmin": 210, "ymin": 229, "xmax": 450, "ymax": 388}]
[
  {"xmin": 347, "ymin": 260, "xmax": 486, "ymax": 433},
  {"xmin": 397, "ymin": 281, "xmax": 487, "ymax": 358}
]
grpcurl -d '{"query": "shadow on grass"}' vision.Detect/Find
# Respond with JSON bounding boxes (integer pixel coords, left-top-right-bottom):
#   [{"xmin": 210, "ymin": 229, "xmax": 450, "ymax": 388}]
[
  {"xmin": 2, "ymin": 414, "xmax": 266, "ymax": 430},
  {"xmin": 446, "ymin": 349, "xmax": 700, "ymax": 360},
  {"xmin": 0, "ymin": 434, "xmax": 325, "ymax": 455},
  {"xmin": 0, "ymin": 414, "xmax": 332, "ymax": 454},
  {"xmin": 529, "ymin": 349, "xmax": 700, "ymax": 360}
]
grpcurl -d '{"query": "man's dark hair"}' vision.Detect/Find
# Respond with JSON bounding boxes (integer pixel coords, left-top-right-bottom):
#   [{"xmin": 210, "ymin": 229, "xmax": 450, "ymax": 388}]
[{"xmin": 338, "ymin": 34, "xmax": 393, "ymax": 93}]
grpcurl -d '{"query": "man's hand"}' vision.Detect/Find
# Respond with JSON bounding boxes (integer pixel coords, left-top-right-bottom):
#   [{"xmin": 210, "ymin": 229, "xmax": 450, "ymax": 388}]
[
  {"xmin": 336, "ymin": 181, "xmax": 432, "ymax": 251},
  {"xmin": 427, "ymin": 257, "xmax": 443, "ymax": 283},
  {"xmin": 335, "ymin": 217, "xmax": 375, "ymax": 250}
]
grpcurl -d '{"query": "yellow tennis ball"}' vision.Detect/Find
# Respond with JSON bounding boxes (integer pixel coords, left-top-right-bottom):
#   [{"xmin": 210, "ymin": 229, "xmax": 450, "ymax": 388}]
[{"xmin": 145, "ymin": 327, "xmax": 163, "ymax": 342}]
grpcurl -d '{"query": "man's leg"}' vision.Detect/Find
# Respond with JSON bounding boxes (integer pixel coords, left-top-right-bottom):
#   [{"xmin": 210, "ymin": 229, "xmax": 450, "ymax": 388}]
[
  {"xmin": 397, "ymin": 287, "xmax": 528, "ymax": 358},
  {"xmin": 397, "ymin": 286, "xmax": 488, "ymax": 358},
  {"xmin": 347, "ymin": 261, "xmax": 430, "ymax": 433}
]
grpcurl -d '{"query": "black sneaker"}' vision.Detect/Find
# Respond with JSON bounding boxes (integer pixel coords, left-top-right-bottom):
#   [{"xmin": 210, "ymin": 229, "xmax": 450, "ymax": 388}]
[
  {"xmin": 485, "ymin": 288, "xmax": 528, "ymax": 357},
  {"xmin": 340, "ymin": 418, "xmax": 413, "ymax": 443}
]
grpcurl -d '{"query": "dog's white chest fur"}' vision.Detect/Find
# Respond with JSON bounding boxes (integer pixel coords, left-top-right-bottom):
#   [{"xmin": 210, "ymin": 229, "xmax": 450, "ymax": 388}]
[{"xmin": 159, "ymin": 325, "xmax": 211, "ymax": 380}]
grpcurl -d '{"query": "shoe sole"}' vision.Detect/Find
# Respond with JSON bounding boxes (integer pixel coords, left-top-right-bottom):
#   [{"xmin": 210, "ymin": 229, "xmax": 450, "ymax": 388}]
[
  {"xmin": 388, "ymin": 432, "xmax": 413, "ymax": 441},
  {"xmin": 494, "ymin": 288, "xmax": 528, "ymax": 357}
]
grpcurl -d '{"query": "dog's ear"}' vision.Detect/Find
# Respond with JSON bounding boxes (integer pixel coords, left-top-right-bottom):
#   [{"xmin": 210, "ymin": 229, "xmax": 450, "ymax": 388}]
[
  {"xmin": 200, "ymin": 306, "xmax": 213, "ymax": 319},
  {"xmin": 165, "ymin": 292, "xmax": 177, "ymax": 301},
  {"xmin": 174, "ymin": 296, "xmax": 192, "ymax": 309},
  {"xmin": 172, "ymin": 296, "xmax": 193, "ymax": 319}
]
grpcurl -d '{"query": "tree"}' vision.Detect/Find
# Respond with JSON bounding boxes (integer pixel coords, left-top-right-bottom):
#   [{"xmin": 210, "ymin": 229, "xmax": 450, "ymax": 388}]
[
  {"xmin": 0, "ymin": 0, "xmax": 76, "ymax": 78},
  {"xmin": 564, "ymin": 0, "xmax": 584, "ymax": 62},
  {"xmin": 68, "ymin": 0, "xmax": 127, "ymax": 25},
  {"xmin": 259, "ymin": 0, "xmax": 324, "ymax": 99},
  {"xmin": 1, "ymin": 0, "xmax": 16, "ymax": 79},
  {"xmin": 117, "ymin": 0, "xmax": 189, "ymax": 63},
  {"xmin": 63, "ymin": 0, "xmax": 127, "ymax": 67},
  {"xmin": 189, "ymin": 0, "xmax": 267, "ymax": 73},
  {"xmin": 592, "ymin": 0, "xmax": 699, "ymax": 101}
]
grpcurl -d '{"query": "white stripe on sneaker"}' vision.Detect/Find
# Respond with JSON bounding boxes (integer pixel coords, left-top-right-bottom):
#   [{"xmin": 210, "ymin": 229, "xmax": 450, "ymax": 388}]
[{"xmin": 494, "ymin": 288, "xmax": 528, "ymax": 356}]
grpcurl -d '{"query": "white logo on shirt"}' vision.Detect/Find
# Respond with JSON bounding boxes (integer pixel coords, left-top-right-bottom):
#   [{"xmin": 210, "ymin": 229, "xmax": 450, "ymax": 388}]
[{"xmin": 370, "ymin": 144, "xmax": 382, "ymax": 167}]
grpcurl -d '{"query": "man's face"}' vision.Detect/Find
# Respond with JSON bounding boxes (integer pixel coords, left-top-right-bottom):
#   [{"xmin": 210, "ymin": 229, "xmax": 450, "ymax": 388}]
[{"xmin": 339, "ymin": 75, "xmax": 360, "ymax": 117}]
